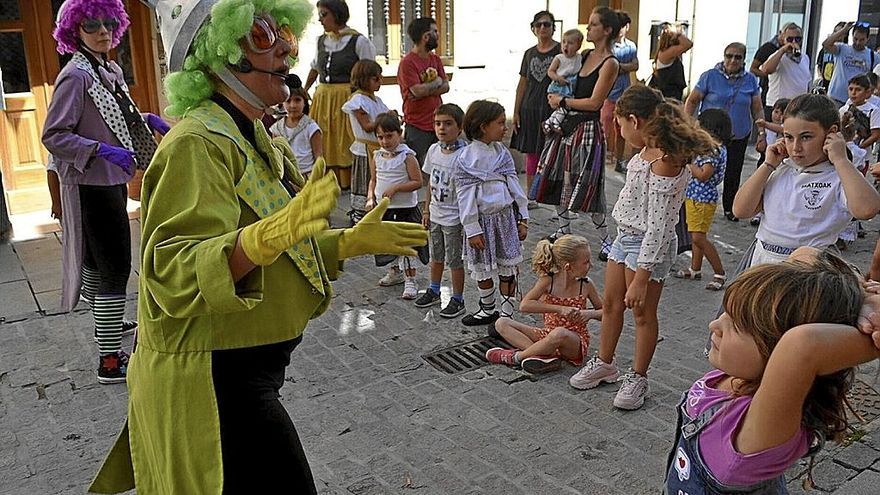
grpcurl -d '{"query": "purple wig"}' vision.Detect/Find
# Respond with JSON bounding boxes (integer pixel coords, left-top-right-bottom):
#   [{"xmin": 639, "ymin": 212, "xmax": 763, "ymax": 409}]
[{"xmin": 53, "ymin": 0, "xmax": 131, "ymax": 55}]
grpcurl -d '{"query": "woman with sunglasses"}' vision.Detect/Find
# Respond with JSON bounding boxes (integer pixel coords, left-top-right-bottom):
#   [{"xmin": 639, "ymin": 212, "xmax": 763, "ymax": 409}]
[
  {"xmin": 685, "ymin": 42, "xmax": 763, "ymax": 223},
  {"xmin": 510, "ymin": 10, "xmax": 560, "ymax": 208},
  {"xmin": 303, "ymin": 0, "xmax": 377, "ymax": 189},
  {"xmin": 41, "ymin": 0, "xmax": 166, "ymax": 384},
  {"xmin": 89, "ymin": 0, "xmax": 426, "ymax": 493}
]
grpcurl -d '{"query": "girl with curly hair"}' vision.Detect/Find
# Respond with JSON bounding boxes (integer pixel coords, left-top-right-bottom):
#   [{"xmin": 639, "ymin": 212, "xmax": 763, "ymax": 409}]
[
  {"xmin": 569, "ymin": 84, "xmax": 717, "ymax": 411},
  {"xmin": 41, "ymin": 0, "xmax": 167, "ymax": 385}
]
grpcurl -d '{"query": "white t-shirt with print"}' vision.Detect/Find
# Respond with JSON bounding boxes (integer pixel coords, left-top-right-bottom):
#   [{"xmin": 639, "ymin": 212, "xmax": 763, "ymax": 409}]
[
  {"xmin": 422, "ymin": 143, "xmax": 462, "ymax": 226},
  {"xmin": 341, "ymin": 92, "xmax": 389, "ymax": 156},
  {"xmin": 271, "ymin": 119, "xmax": 321, "ymax": 174},
  {"xmin": 757, "ymin": 160, "xmax": 854, "ymax": 250}
]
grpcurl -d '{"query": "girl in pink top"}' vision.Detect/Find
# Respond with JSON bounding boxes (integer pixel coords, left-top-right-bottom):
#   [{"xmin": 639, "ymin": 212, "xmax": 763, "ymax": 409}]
[
  {"xmin": 666, "ymin": 248, "xmax": 880, "ymax": 494},
  {"xmin": 569, "ymin": 85, "xmax": 717, "ymax": 411}
]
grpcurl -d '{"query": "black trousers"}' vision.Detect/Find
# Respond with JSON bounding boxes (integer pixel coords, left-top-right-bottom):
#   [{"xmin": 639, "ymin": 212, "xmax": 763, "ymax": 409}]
[
  {"xmin": 721, "ymin": 137, "xmax": 749, "ymax": 215},
  {"xmin": 79, "ymin": 184, "xmax": 131, "ymax": 294},
  {"xmin": 212, "ymin": 337, "xmax": 317, "ymax": 494}
]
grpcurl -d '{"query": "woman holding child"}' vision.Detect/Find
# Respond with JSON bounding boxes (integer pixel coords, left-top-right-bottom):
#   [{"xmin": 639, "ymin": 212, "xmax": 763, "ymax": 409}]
[
  {"xmin": 531, "ymin": 7, "xmax": 621, "ymax": 261},
  {"xmin": 511, "ymin": 11, "xmax": 560, "ymax": 206}
]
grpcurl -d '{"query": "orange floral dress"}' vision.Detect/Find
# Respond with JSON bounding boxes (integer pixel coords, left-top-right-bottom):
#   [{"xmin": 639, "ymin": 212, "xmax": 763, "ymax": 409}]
[{"xmin": 534, "ymin": 278, "xmax": 591, "ymax": 365}]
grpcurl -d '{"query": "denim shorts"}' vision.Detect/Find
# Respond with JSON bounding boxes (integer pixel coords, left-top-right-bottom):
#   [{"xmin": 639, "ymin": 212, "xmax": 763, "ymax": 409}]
[{"xmin": 608, "ymin": 231, "xmax": 677, "ymax": 282}]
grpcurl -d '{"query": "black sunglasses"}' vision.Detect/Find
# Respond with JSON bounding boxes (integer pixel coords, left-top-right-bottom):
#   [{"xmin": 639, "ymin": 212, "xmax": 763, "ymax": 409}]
[
  {"xmin": 80, "ymin": 18, "xmax": 119, "ymax": 34},
  {"xmin": 724, "ymin": 53, "xmax": 744, "ymax": 60},
  {"xmin": 533, "ymin": 21, "xmax": 553, "ymax": 28},
  {"xmin": 785, "ymin": 36, "xmax": 803, "ymax": 43}
]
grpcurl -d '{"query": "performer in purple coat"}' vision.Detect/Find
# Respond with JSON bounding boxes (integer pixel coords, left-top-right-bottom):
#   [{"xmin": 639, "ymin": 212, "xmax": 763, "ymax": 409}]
[{"xmin": 41, "ymin": 0, "xmax": 167, "ymax": 384}]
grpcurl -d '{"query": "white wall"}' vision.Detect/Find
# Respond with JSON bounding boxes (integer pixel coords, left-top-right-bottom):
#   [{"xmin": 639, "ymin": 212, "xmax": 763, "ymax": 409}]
[{"xmin": 816, "ymin": 0, "xmax": 860, "ymax": 50}]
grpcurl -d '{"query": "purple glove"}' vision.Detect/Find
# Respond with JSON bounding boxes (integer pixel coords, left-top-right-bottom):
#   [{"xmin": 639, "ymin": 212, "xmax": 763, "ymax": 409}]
[
  {"xmin": 144, "ymin": 113, "xmax": 171, "ymax": 136},
  {"xmin": 96, "ymin": 143, "xmax": 136, "ymax": 174}
]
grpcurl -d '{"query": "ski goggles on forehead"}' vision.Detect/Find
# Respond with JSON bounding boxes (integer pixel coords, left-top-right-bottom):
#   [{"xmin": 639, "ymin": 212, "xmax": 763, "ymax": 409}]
[
  {"xmin": 80, "ymin": 18, "xmax": 120, "ymax": 34},
  {"xmin": 246, "ymin": 16, "xmax": 297, "ymax": 54}
]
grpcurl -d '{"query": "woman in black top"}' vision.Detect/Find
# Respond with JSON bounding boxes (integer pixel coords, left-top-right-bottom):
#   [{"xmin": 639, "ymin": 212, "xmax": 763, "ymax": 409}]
[
  {"xmin": 511, "ymin": 11, "xmax": 560, "ymax": 205},
  {"xmin": 532, "ymin": 6, "xmax": 620, "ymax": 261},
  {"xmin": 649, "ymin": 24, "xmax": 692, "ymax": 101}
]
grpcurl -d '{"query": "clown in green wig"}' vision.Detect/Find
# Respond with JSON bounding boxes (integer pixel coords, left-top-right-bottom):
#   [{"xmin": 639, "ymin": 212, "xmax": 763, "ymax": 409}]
[
  {"xmin": 162, "ymin": 0, "xmax": 311, "ymax": 116},
  {"xmin": 89, "ymin": 2, "xmax": 427, "ymax": 493}
]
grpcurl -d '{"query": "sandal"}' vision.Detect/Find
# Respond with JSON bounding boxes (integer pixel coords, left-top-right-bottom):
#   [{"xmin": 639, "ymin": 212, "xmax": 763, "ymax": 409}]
[
  {"xmin": 705, "ymin": 274, "xmax": 726, "ymax": 291},
  {"xmin": 673, "ymin": 267, "xmax": 702, "ymax": 280}
]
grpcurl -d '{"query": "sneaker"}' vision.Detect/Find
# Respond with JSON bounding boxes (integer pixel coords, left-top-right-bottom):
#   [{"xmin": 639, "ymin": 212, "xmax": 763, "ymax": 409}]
[
  {"xmin": 598, "ymin": 237, "xmax": 612, "ymax": 263},
  {"xmin": 485, "ymin": 347, "xmax": 517, "ymax": 366},
  {"xmin": 97, "ymin": 350, "xmax": 129, "ymax": 384},
  {"xmin": 414, "ymin": 289, "xmax": 441, "ymax": 308},
  {"xmin": 569, "ymin": 356, "xmax": 620, "ymax": 390},
  {"xmin": 439, "ymin": 298, "xmax": 466, "ymax": 318},
  {"xmin": 614, "ymin": 160, "xmax": 627, "ymax": 174},
  {"xmin": 462, "ymin": 309, "xmax": 500, "ymax": 326},
  {"xmin": 527, "ymin": 200, "xmax": 540, "ymax": 210},
  {"xmin": 521, "ymin": 356, "xmax": 562, "ymax": 374},
  {"xmin": 749, "ymin": 215, "xmax": 761, "ymax": 226},
  {"xmin": 401, "ymin": 278, "xmax": 418, "ymax": 300},
  {"xmin": 379, "ymin": 269, "xmax": 405, "ymax": 287},
  {"xmin": 613, "ymin": 371, "xmax": 649, "ymax": 410}
]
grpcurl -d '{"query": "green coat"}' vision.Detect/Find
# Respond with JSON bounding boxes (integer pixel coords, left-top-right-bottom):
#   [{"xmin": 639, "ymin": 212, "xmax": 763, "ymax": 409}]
[{"xmin": 89, "ymin": 101, "xmax": 341, "ymax": 494}]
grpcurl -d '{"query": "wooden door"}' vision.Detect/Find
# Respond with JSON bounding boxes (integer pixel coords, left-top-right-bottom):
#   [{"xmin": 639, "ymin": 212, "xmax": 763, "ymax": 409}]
[
  {"xmin": 0, "ymin": 0, "xmax": 52, "ymax": 214},
  {"xmin": 0, "ymin": 0, "xmax": 159, "ymax": 215}
]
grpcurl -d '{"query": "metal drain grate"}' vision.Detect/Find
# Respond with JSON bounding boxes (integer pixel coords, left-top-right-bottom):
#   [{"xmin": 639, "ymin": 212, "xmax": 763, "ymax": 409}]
[
  {"xmin": 848, "ymin": 379, "xmax": 880, "ymax": 424},
  {"xmin": 422, "ymin": 337, "xmax": 514, "ymax": 374}
]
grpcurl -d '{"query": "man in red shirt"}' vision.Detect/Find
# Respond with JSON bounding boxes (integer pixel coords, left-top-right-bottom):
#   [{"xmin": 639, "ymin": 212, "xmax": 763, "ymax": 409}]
[{"xmin": 397, "ymin": 17, "xmax": 450, "ymax": 166}]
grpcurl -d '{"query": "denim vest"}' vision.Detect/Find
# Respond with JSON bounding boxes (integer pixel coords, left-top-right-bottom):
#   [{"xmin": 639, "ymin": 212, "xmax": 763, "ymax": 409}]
[{"xmin": 664, "ymin": 392, "xmax": 819, "ymax": 494}]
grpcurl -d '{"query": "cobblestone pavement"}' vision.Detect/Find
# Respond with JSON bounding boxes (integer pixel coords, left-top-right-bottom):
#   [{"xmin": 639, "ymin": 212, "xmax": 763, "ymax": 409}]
[{"xmin": 3, "ymin": 155, "xmax": 880, "ymax": 494}]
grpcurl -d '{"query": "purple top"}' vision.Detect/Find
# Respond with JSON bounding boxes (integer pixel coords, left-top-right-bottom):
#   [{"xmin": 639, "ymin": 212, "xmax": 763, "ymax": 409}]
[
  {"xmin": 42, "ymin": 61, "xmax": 133, "ymax": 186},
  {"xmin": 687, "ymin": 370, "xmax": 810, "ymax": 486}
]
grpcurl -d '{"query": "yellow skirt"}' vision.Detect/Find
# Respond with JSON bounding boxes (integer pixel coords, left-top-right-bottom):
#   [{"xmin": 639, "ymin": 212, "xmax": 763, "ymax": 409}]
[{"xmin": 312, "ymin": 83, "xmax": 354, "ymax": 169}]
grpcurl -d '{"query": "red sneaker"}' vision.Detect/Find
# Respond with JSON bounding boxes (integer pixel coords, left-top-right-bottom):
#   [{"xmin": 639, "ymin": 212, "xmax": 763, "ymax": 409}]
[{"xmin": 485, "ymin": 347, "xmax": 517, "ymax": 366}]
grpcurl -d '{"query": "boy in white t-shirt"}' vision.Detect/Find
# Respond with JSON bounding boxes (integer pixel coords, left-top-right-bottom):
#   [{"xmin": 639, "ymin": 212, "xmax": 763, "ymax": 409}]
[{"xmin": 414, "ymin": 103, "xmax": 468, "ymax": 318}]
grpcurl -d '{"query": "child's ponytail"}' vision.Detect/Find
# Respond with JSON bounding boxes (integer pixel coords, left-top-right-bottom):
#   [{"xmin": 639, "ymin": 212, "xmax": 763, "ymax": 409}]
[
  {"xmin": 531, "ymin": 239, "xmax": 555, "ymax": 277},
  {"xmin": 531, "ymin": 235, "xmax": 591, "ymax": 277},
  {"xmin": 643, "ymin": 101, "xmax": 718, "ymax": 164},
  {"xmin": 615, "ymin": 84, "xmax": 718, "ymax": 164}
]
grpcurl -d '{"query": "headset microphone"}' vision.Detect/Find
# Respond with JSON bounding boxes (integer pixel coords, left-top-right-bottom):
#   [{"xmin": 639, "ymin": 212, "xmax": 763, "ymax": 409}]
[{"xmin": 230, "ymin": 58, "xmax": 289, "ymax": 79}]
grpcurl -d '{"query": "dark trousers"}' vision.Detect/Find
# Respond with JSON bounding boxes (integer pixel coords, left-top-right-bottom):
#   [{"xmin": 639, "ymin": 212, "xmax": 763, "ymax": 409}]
[
  {"xmin": 404, "ymin": 125, "xmax": 437, "ymax": 167},
  {"xmin": 722, "ymin": 137, "xmax": 749, "ymax": 215},
  {"xmin": 79, "ymin": 184, "xmax": 130, "ymax": 294},
  {"xmin": 212, "ymin": 337, "xmax": 317, "ymax": 495}
]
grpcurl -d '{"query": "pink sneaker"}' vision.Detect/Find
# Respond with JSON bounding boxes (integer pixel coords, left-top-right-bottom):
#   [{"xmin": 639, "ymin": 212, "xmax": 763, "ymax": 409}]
[
  {"xmin": 485, "ymin": 347, "xmax": 517, "ymax": 366},
  {"xmin": 569, "ymin": 356, "xmax": 619, "ymax": 390}
]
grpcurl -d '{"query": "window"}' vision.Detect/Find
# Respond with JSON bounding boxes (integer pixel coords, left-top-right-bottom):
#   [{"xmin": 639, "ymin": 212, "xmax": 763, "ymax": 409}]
[{"xmin": 369, "ymin": 0, "xmax": 454, "ymax": 63}]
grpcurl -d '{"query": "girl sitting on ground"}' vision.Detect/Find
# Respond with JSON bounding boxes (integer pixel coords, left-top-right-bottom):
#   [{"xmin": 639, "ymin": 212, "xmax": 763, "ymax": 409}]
[{"xmin": 486, "ymin": 235, "xmax": 602, "ymax": 374}]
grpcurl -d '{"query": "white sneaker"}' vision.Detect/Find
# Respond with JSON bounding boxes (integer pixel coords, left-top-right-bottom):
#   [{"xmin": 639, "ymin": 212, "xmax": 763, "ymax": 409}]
[
  {"xmin": 613, "ymin": 371, "xmax": 649, "ymax": 410},
  {"xmin": 401, "ymin": 278, "xmax": 418, "ymax": 300},
  {"xmin": 569, "ymin": 356, "xmax": 620, "ymax": 390},
  {"xmin": 379, "ymin": 269, "xmax": 405, "ymax": 286}
]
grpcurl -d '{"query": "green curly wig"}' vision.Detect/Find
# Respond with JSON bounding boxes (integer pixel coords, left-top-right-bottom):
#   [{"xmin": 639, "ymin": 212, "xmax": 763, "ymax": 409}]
[{"xmin": 164, "ymin": 0, "xmax": 312, "ymax": 116}]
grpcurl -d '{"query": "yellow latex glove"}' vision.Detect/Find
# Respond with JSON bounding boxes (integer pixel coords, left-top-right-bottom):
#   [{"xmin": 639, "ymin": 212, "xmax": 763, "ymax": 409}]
[
  {"xmin": 240, "ymin": 157, "xmax": 340, "ymax": 265},
  {"xmin": 338, "ymin": 197, "xmax": 429, "ymax": 259},
  {"xmin": 271, "ymin": 135, "xmax": 306, "ymax": 189}
]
